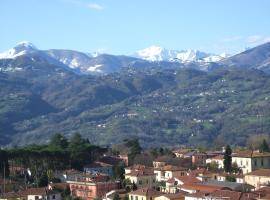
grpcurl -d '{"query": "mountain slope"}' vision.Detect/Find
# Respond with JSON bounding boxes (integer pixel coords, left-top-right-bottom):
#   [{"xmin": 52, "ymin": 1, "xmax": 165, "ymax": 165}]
[{"xmin": 221, "ymin": 42, "xmax": 270, "ymax": 71}]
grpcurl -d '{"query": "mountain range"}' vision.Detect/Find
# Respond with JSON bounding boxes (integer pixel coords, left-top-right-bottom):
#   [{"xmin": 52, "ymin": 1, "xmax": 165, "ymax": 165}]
[
  {"xmin": 0, "ymin": 41, "xmax": 231, "ymax": 75},
  {"xmin": 1, "ymin": 41, "xmax": 270, "ymax": 147}
]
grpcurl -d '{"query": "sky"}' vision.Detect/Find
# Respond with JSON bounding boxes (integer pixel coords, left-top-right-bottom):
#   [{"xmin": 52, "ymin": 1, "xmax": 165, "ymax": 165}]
[{"xmin": 1, "ymin": 0, "xmax": 270, "ymax": 55}]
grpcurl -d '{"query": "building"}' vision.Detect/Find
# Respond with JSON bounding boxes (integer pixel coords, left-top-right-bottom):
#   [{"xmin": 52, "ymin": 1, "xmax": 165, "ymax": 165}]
[
  {"xmin": 205, "ymin": 155, "xmax": 224, "ymax": 169},
  {"xmin": 129, "ymin": 188, "xmax": 162, "ymax": 200},
  {"xmin": 161, "ymin": 176, "xmax": 201, "ymax": 194},
  {"xmin": 244, "ymin": 169, "xmax": 270, "ymax": 190},
  {"xmin": 68, "ymin": 179, "xmax": 119, "ymax": 200},
  {"xmin": 22, "ymin": 187, "xmax": 61, "ymax": 200},
  {"xmin": 191, "ymin": 153, "xmax": 208, "ymax": 166},
  {"xmin": 125, "ymin": 169, "xmax": 156, "ymax": 188},
  {"xmin": 232, "ymin": 150, "xmax": 270, "ymax": 174},
  {"xmin": 154, "ymin": 165, "xmax": 187, "ymax": 182},
  {"xmin": 84, "ymin": 162, "xmax": 113, "ymax": 176},
  {"xmin": 155, "ymin": 193, "xmax": 186, "ymax": 200},
  {"xmin": 0, "ymin": 192, "xmax": 26, "ymax": 200}
]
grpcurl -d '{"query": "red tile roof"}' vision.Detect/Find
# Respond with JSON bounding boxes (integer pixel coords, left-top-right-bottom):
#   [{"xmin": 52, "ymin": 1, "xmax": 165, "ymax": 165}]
[
  {"xmin": 245, "ymin": 169, "xmax": 270, "ymax": 177},
  {"xmin": 129, "ymin": 188, "xmax": 163, "ymax": 196}
]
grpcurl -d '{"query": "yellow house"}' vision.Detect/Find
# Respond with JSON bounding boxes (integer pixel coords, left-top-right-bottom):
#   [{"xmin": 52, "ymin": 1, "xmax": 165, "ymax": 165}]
[
  {"xmin": 129, "ymin": 188, "xmax": 162, "ymax": 200},
  {"xmin": 232, "ymin": 150, "xmax": 270, "ymax": 174},
  {"xmin": 244, "ymin": 169, "xmax": 270, "ymax": 189},
  {"xmin": 125, "ymin": 170, "xmax": 156, "ymax": 188}
]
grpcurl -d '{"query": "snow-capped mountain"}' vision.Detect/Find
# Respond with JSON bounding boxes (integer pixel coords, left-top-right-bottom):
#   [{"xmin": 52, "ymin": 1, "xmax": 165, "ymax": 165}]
[
  {"xmin": 0, "ymin": 42, "xmax": 230, "ymax": 75},
  {"xmin": 0, "ymin": 41, "xmax": 38, "ymax": 59},
  {"xmin": 134, "ymin": 46, "xmax": 228, "ymax": 63}
]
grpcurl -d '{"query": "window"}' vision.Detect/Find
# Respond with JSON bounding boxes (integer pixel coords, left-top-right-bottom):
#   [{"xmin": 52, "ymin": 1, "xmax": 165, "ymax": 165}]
[
  {"xmin": 135, "ymin": 196, "xmax": 138, "ymax": 200},
  {"xmin": 52, "ymin": 195, "xmax": 55, "ymax": 199},
  {"xmin": 35, "ymin": 196, "xmax": 39, "ymax": 200},
  {"xmin": 131, "ymin": 195, "xmax": 134, "ymax": 200},
  {"xmin": 254, "ymin": 159, "xmax": 257, "ymax": 167},
  {"xmin": 261, "ymin": 159, "xmax": 264, "ymax": 166},
  {"xmin": 138, "ymin": 180, "xmax": 142, "ymax": 185},
  {"xmin": 153, "ymin": 179, "xmax": 155, "ymax": 183}
]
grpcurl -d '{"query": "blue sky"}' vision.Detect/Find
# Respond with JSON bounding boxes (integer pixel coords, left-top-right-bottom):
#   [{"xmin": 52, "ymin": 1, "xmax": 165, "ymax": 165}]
[{"xmin": 1, "ymin": 0, "xmax": 270, "ymax": 55}]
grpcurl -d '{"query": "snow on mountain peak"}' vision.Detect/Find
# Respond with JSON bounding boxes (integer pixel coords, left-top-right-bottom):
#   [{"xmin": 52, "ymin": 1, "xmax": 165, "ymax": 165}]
[
  {"xmin": 134, "ymin": 46, "xmax": 229, "ymax": 63},
  {"xmin": 0, "ymin": 41, "xmax": 38, "ymax": 59}
]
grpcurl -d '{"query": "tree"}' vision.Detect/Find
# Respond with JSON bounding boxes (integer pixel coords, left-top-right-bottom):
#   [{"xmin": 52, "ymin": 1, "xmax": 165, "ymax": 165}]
[
  {"xmin": 38, "ymin": 172, "xmax": 48, "ymax": 187},
  {"xmin": 223, "ymin": 145, "xmax": 232, "ymax": 173},
  {"xmin": 113, "ymin": 163, "xmax": 125, "ymax": 180},
  {"xmin": 113, "ymin": 194, "xmax": 120, "ymax": 200},
  {"xmin": 0, "ymin": 149, "xmax": 10, "ymax": 178},
  {"xmin": 49, "ymin": 133, "xmax": 68, "ymax": 150},
  {"xmin": 226, "ymin": 175, "xmax": 236, "ymax": 182},
  {"xmin": 124, "ymin": 138, "xmax": 142, "ymax": 162},
  {"xmin": 259, "ymin": 139, "xmax": 270, "ymax": 152}
]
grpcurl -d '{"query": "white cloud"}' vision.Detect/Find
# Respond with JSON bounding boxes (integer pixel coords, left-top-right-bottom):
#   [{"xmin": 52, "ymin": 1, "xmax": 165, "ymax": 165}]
[
  {"xmin": 87, "ymin": 3, "xmax": 104, "ymax": 10},
  {"xmin": 221, "ymin": 36, "xmax": 242, "ymax": 42},
  {"xmin": 246, "ymin": 35, "xmax": 270, "ymax": 46}
]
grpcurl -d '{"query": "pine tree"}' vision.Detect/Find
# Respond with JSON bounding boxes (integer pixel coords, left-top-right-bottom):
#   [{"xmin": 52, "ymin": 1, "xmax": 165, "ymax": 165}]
[
  {"xmin": 259, "ymin": 139, "xmax": 270, "ymax": 152},
  {"xmin": 223, "ymin": 145, "xmax": 232, "ymax": 173}
]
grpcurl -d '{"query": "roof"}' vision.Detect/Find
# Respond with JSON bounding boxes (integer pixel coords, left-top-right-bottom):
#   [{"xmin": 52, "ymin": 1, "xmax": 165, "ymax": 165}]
[
  {"xmin": 126, "ymin": 169, "xmax": 155, "ymax": 177},
  {"xmin": 180, "ymin": 183, "xmax": 230, "ymax": 193},
  {"xmin": 245, "ymin": 169, "xmax": 270, "ymax": 177},
  {"xmin": 157, "ymin": 165, "xmax": 187, "ymax": 172},
  {"xmin": 125, "ymin": 164, "xmax": 152, "ymax": 171},
  {"xmin": 174, "ymin": 175, "xmax": 201, "ymax": 184},
  {"xmin": 0, "ymin": 192, "xmax": 26, "ymax": 198},
  {"xmin": 200, "ymin": 180, "xmax": 254, "ymax": 191},
  {"xmin": 84, "ymin": 161, "xmax": 113, "ymax": 168},
  {"xmin": 160, "ymin": 192, "xmax": 187, "ymax": 200},
  {"xmin": 99, "ymin": 156, "xmax": 123, "ymax": 165},
  {"xmin": 233, "ymin": 150, "xmax": 270, "ymax": 158},
  {"xmin": 21, "ymin": 187, "xmax": 59, "ymax": 196},
  {"xmin": 129, "ymin": 188, "xmax": 163, "ymax": 196}
]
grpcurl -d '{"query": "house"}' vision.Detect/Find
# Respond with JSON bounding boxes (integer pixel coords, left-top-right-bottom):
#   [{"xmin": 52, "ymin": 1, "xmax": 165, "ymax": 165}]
[
  {"xmin": 214, "ymin": 173, "xmax": 244, "ymax": 183},
  {"xmin": 205, "ymin": 155, "xmax": 224, "ymax": 169},
  {"xmin": 22, "ymin": 187, "xmax": 62, "ymax": 200},
  {"xmin": 191, "ymin": 153, "xmax": 207, "ymax": 166},
  {"xmin": 179, "ymin": 183, "xmax": 231, "ymax": 194},
  {"xmin": 125, "ymin": 165, "xmax": 153, "ymax": 175},
  {"xmin": 244, "ymin": 169, "xmax": 270, "ymax": 189},
  {"xmin": 161, "ymin": 176, "xmax": 201, "ymax": 194},
  {"xmin": 84, "ymin": 161, "xmax": 113, "ymax": 176},
  {"xmin": 172, "ymin": 149, "xmax": 190, "ymax": 158},
  {"xmin": 125, "ymin": 169, "xmax": 156, "ymax": 188},
  {"xmin": 129, "ymin": 188, "xmax": 163, "ymax": 200},
  {"xmin": 0, "ymin": 192, "xmax": 26, "ymax": 200},
  {"xmin": 68, "ymin": 179, "xmax": 119, "ymax": 200},
  {"xmin": 154, "ymin": 165, "xmax": 187, "ymax": 182},
  {"xmin": 103, "ymin": 189, "xmax": 128, "ymax": 200},
  {"xmin": 57, "ymin": 169, "xmax": 83, "ymax": 182},
  {"xmin": 155, "ymin": 193, "xmax": 186, "ymax": 200},
  {"xmin": 184, "ymin": 189, "xmax": 260, "ymax": 200},
  {"xmin": 232, "ymin": 150, "xmax": 270, "ymax": 174},
  {"xmin": 153, "ymin": 159, "xmax": 166, "ymax": 169}
]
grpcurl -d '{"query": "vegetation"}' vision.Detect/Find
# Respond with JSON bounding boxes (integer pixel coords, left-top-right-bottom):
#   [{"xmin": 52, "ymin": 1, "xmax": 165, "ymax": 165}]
[
  {"xmin": 1, "ymin": 62, "xmax": 270, "ymax": 147},
  {"xmin": 223, "ymin": 145, "xmax": 232, "ymax": 173}
]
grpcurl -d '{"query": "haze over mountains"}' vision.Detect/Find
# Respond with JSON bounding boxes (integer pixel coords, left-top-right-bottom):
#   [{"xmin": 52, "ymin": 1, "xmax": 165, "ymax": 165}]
[{"xmin": 1, "ymin": 41, "xmax": 270, "ymax": 147}]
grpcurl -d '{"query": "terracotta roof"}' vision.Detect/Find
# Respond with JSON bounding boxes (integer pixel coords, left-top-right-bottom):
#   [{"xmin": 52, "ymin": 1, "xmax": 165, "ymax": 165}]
[
  {"xmin": 125, "ymin": 164, "xmax": 152, "ymax": 171},
  {"xmin": 99, "ymin": 156, "xmax": 124, "ymax": 165},
  {"xmin": 21, "ymin": 187, "xmax": 59, "ymax": 196},
  {"xmin": 126, "ymin": 169, "xmax": 155, "ymax": 177},
  {"xmin": 158, "ymin": 165, "xmax": 187, "ymax": 171},
  {"xmin": 0, "ymin": 192, "xmax": 26, "ymax": 198},
  {"xmin": 84, "ymin": 161, "xmax": 113, "ymax": 168},
  {"xmin": 129, "ymin": 188, "xmax": 163, "ymax": 196},
  {"xmin": 174, "ymin": 175, "xmax": 201, "ymax": 184},
  {"xmin": 211, "ymin": 190, "xmax": 242, "ymax": 200},
  {"xmin": 161, "ymin": 192, "xmax": 187, "ymax": 200},
  {"xmin": 246, "ymin": 169, "xmax": 270, "ymax": 177},
  {"xmin": 180, "ymin": 183, "xmax": 231, "ymax": 193}
]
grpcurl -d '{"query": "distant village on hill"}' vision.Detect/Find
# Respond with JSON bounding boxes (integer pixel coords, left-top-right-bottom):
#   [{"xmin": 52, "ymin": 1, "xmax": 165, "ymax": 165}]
[{"xmin": 1, "ymin": 133, "xmax": 270, "ymax": 200}]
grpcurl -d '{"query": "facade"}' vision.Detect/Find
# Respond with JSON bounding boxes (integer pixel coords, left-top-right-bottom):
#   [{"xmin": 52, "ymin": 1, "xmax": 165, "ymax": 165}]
[
  {"xmin": 205, "ymin": 155, "xmax": 224, "ymax": 169},
  {"xmin": 125, "ymin": 170, "xmax": 156, "ymax": 188},
  {"xmin": 68, "ymin": 180, "xmax": 119, "ymax": 200},
  {"xmin": 155, "ymin": 193, "xmax": 185, "ymax": 200},
  {"xmin": 232, "ymin": 150, "xmax": 270, "ymax": 174},
  {"xmin": 154, "ymin": 165, "xmax": 187, "ymax": 182},
  {"xmin": 129, "ymin": 188, "xmax": 162, "ymax": 200},
  {"xmin": 191, "ymin": 153, "xmax": 207, "ymax": 166},
  {"xmin": 22, "ymin": 187, "xmax": 61, "ymax": 200},
  {"xmin": 244, "ymin": 169, "xmax": 270, "ymax": 189}
]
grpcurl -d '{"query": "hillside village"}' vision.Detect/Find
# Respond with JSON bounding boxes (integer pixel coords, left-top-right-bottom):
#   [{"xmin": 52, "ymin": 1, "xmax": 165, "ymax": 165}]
[{"xmin": 1, "ymin": 134, "xmax": 270, "ymax": 200}]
